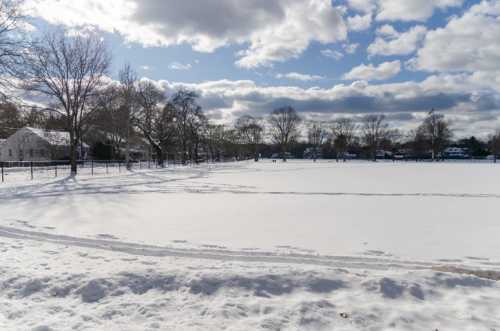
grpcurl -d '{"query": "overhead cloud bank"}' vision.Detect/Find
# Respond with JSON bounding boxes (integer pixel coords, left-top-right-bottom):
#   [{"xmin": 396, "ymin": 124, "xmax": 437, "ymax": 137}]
[{"xmin": 25, "ymin": 0, "xmax": 347, "ymax": 68}]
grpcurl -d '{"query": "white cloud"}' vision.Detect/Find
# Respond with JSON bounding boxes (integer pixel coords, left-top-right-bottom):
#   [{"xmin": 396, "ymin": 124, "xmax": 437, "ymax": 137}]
[
  {"xmin": 234, "ymin": 1, "xmax": 347, "ymax": 68},
  {"xmin": 368, "ymin": 25, "xmax": 427, "ymax": 56},
  {"xmin": 169, "ymin": 62, "xmax": 192, "ymax": 70},
  {"xmin": 346, "ymin": 0, "xmax": 376, "ymax": 14},
  {"xmin": 25, "ymin": 0, "xmax": 347, "ymax": 69},
  {"xmin": 376, "ymin": 0, "xmax": 464, "ymax": 22},
  {"xmin": 376, "ymin": 24, "xmax": 398, "ymax": 38},
  {"xmin": 276, "ymin": 72, "xmax": 324, "ymax": 81},
  {"xmin": 321, "ymin": 49, "xmax": 343, "ymax": 60},
  {"xmin": 409, "ymin": 0, "xmax": 500, "ymax": 73},
  {"xmin": 140, "ymin": 65, "xmax": 152, "ymax": 71},
  {"xmin": 343, "ymin": 60, "xmax": 401, "ymax": 81},
  {"xmin": 347, "ymin": 0, "xmax": 464, "ymax": 22},
  {"xmin": 347, "ymin": 13, "xmax": 372, "ymax": 31}
]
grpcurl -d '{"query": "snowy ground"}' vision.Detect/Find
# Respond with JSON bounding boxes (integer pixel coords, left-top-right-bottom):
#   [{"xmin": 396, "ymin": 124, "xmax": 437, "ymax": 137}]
[{"xmin": 1, "ymin": 160, "xmax": 499, "ymax": 330}]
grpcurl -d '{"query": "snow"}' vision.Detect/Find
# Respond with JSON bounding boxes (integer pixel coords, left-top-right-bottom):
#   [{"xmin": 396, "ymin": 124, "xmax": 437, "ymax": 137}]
[
  {"xmin": 1, "ymin": 160, "xmax": 499, "ymax": 330},
  {"xmin": 25, "ymin": 127, "xmax": 74, "ymax": 147}
]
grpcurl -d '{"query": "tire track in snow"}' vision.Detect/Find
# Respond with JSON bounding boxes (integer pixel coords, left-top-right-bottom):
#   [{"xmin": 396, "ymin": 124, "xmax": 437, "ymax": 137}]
[
  {"xmin": 225, "ymin": 190, "xmax": 500, "ymax": 199},
  {"xmin": 0, "ymin": 225, "xmax": 473, "ymax": 272}
]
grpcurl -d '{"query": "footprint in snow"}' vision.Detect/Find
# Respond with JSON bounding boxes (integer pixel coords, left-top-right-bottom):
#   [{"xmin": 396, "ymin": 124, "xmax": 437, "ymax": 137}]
[
  {"xmin": 363, "ymin": 250, "xmax": 393, "ymax": 257},
  {"xmin": 202, "ymin": 244, "xmax": 227, "ymax": 249},
  {"xmin": 465, "ymin": 256, "xmax": 489, "ymax": 261},
  {"xmin": 141, "ymin": 261, "xmax": 157, "ymax": 266},
  {"xmin": 42, "ymin": 250, "xmax": 59, "ymax": 255},
  {"xmin": 96, "ymin": 234, "xmax": 119, "ymax": 240}
]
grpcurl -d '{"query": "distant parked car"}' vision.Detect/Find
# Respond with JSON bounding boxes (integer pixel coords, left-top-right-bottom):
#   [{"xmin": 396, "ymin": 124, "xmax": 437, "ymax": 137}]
[
  {"xmin": 393, "ymin": 154, "xmax": 405, "ymax": 160},
  {"xmin": 343, "ymin": 152, "xmax": 357, "ymax": 159}
]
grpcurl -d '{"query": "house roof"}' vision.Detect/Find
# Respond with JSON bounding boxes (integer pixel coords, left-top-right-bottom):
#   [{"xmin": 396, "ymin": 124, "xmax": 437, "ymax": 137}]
[{"xmin": 25, "ymin": 127, "xmax": 89, "ymax": 148}]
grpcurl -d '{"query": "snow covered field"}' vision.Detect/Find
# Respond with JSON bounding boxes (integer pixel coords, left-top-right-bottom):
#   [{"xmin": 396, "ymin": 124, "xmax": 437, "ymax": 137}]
[{"xmin": 1, "ymin": 160, "xmax": 500, "ymax": 330}]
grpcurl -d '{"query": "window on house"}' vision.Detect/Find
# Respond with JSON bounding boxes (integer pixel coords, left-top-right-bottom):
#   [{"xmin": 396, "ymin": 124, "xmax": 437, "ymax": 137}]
[
  {"xmin": 8, "ymin": 149, "xmax": 12, "ymax": 157},
  {"xmin": 29, "ymin": 149, "xmax": 34, "ymax": 157}
]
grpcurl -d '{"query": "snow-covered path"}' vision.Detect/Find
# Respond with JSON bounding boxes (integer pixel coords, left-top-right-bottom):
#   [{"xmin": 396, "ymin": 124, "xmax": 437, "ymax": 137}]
[{"xmin": 1, "ymin": 161, "xmax": 500, "ymax": 330}]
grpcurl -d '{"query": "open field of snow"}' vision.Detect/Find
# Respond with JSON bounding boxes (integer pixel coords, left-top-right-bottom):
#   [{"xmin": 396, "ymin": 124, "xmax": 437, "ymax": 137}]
[{"xmin": 1, "ymin": 160, "xmax": 500, "ymax": 330}]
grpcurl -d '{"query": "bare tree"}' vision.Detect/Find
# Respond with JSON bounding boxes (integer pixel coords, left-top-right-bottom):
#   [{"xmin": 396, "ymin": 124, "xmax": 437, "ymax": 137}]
[
  {"xmin": 418, "ymin": 110, "xmax": 452, "ymax": 161},
  {"xmin": 0, "ymin": 0, "xmax": 28, "ymax": 99},
  {"xmin": 171, "ymin": 89, "xmax": 202, "ymax": 164},
  {"xmin": 235, "ymin": 115, "xmax": 264, "ymax": 161},
  {"xmin": 134, "ymin": 80, "xmax": 171, "ymax": 165},
  {"xmin": 24, "ymin": 31, "xmax": 110, "ymax": 174},
  {"xmin": 268, "ymin": 106, "xmax": 301, "ymax": 162},
  {"xmin": 490, "ymin": 130, "xmax": 500, "ymax": 163},
  {"xmin": 362, "ymin": 114, "xmax": 389, "ymax": 161},
  {"xmin": 307, "ymin": 121, "xmax": 327, "ymax": 161},
  {"xmin": 119, "ymin": 64, "xmax": 137, "ymax": 168},
  {"xmin": 0, "ymin": 102, "xmax": 23, "ymax": 137},
  {"xmin": 92, "ymin": 85, "xmax": 128, "ymax": 159},
  {"xmin": 205, "ymin": 124, "xmax": 234, "ymax": 162},
  {"xmin": 331, "ymin": 118, "xmax": 357, "ymax": 162}
]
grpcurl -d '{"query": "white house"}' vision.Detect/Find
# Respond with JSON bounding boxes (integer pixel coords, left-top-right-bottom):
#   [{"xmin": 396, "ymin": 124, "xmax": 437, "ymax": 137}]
[{"xmin": 0, "ymin": 127, "xmax": 89, "ymax": 162}]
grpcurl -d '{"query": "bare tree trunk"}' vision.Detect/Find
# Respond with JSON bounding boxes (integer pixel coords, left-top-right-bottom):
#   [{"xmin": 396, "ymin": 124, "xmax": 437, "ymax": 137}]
[
  {"xmin": 125, "ymin": 123, "xmax": 131, "ymax": 168},
  {"xmin": 69, "ymin": 133, "xmax": 77, "ymax": 175}
]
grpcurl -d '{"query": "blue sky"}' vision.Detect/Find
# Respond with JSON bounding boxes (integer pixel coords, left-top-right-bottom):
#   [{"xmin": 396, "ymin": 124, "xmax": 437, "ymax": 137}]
[{"xmin": 24, "ymin": 0, "xmax": 500, "ymax": 137}]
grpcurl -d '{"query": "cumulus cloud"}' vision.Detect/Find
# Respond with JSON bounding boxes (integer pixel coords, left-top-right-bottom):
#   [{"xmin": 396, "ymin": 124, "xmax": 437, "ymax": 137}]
[
  {"xmin": 343, "ymin": 60, "xmax": 401, "ymax": 81},
  {"xmin": 25, "ymin": 0, "xmax": 347, "ymax": 68},
  {"xmin": 368, "ymin": 25, "xmax": 427, "ymax": 56},
  {"xmin": 276, "ymin": 72, "xmax": 324, "ymax": 81},
  {"xmin": 347, "ymin": 13, "xmax": 372, "ymax": 31},
  {"xmin": 347, "ymin": 0, "xmax": 464, "ymax": 22},
  {"xmin": 408, "ymin": 0, "xmax": 500, "ymax": 73},
  {"xmin": 347, "ymin": 0, "xmax": 376, "ymax": 14},
  {"xmin": 375, "ymin": 0, "xmax": 464, "ymax": 22}
]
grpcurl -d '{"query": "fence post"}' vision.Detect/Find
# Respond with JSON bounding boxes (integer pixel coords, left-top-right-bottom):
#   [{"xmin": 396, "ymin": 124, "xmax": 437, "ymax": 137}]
[
  {"xmin": 106, "ymin": 160, "xmax": 109, "ymax": 174},
  {"xmin": 118, "ymin": 160, "xmax": 121, "ymax": 172},
  {"xmin": 55, "ymin": 163, "xmax": 57, "ymax": 177},
  {"xmin": 91, "ymin": 159, "xmax": 94, "ymax": 176},
  {"xmin": 1, "ymin": 162, "xmax": 4, "ymax": 183},
  {"xmin": 30, "ymin": 161, "xmax": 34, "ymax": 180}
]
